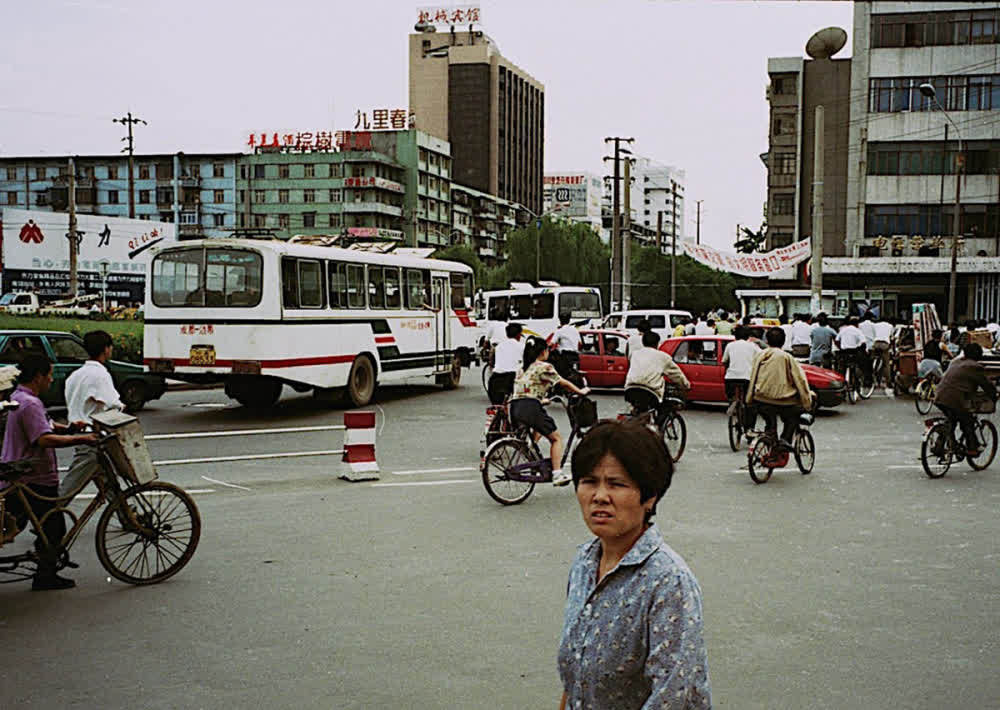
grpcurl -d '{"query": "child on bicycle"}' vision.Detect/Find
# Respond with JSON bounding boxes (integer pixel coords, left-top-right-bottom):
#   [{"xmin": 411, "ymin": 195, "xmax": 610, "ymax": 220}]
[{"xmin": 509, "ymin": 337, "xmax": 590, "ymax": 486}]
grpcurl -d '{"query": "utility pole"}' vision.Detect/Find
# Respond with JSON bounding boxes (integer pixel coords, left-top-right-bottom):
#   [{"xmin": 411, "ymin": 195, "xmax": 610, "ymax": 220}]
[
  {"xmin": 113, "ymin": 112, "xmax": 147, "ymax": 219},
  {"xmin": 949, "ymin": 142, "xmax": 964, "ymax": 325},
  {"xmin": 670, "ymin": 180, "xmax": 678, "ymax": 308},
  {"xmin": 696, "ymin": 199, "xmax": 703, "ymax": 245},
  {"xmin": 604, "ymin": 137, "xmax": 633, "ymax": 311},
  {"xmin": 622, "ymin": 156, "xmax": 632, "ymax": 309},
  {"xmin": 657, "ymin": 210, "xmax": 663, "ymax": 253},
  {"xmin": 67, "ymin": 157, "xmax": 78, "ymax": 298},
  {"xmin": 810, "ymin": 105, "xmax": 825, "ymax": 316}
]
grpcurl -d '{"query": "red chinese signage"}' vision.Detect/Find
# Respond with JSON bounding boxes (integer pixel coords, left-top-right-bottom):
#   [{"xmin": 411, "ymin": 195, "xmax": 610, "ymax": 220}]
[
  {"xmin": 245, "ymin": 131, "xmax": 373, "ymax": 152},
  {"xmin": 353, "ymin": 109, "xmax": 414, "ymax": 131},
  {"xmin": 681, "ymin": 238, "xmax": 812, "ymax": 277},
  {"xmin": 417, "ymin": 5, "xmax": 481, "ymax": 26},
  {"xmin": 544, "ymin": 175, "xmax": 585, "ymax": 186}
]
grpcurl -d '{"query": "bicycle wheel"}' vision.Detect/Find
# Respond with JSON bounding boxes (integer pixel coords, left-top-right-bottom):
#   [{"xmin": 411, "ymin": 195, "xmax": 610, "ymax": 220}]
[
  {"xmin": 662, "ymin": 413, "xmax": 687, "ymax": 463},
  {"xmin": 914, "ymin": 382, "xmax": 933, "ymax": 415},
  {"xmin": 482, "ymin": 438, "xmax": 536, "ymax": 505},
  {"xmin": 845, "ymin": 368, "xmax": 859, "ymax": 405},
  {"xmin": 481, "ymin": 364, "xmax": 493, "ymax": 395},
  {"xmin": 794, "ymin": 430, "xmax": 815, "ymax": 475},
  {"xmin": 95, "ymin": 481, "xmax": 201, "ymax": 585},
  {"xmin": 920, "ymin": 423, "xmax": 953, "ymax": 479},
  {"xmin": 967, "ymin": 420, "xmax": 998, "ymax": 471},
  {"xmin": 747, "ymin": 437, "xmax": 774, "ymax": 484},
  {"xmin": 727, "ymin": 411, "xmax": 744, "ymax": 452},
  {"xmin": 858, "ymin": 366, "xmax": 876, "ymax": 400}
]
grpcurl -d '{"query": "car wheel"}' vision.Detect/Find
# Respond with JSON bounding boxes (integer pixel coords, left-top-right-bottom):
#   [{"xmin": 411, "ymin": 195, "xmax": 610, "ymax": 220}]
[{"xmin": 120, "ymin": 380, "xmax": 146, "ymax": 412}]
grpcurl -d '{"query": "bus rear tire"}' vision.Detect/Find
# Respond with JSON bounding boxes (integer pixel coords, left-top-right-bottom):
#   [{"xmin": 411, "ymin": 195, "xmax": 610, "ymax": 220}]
[
  {"xmin": 437, "ymin": 355, "xmax": 462, "ymax": 390},
  {"xmin": 347, "ymin": 356, "xmax": 376, "ymax": 408},
  {"xmin": 226, "ymin": 377, "xmax": 283, "ymax": 409}
]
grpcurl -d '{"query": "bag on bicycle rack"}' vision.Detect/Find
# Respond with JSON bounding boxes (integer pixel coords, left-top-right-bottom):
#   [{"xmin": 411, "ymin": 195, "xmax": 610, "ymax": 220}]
[
  {"xmin": 971, "ymin": 396, "xmax": 997, "ymax": 414},
  {"xmin": 569, "ymin": 397, "xmax": 598, "ymax": 429}
]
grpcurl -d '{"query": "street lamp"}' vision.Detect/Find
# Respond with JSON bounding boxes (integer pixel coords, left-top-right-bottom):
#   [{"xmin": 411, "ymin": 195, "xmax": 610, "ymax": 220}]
[
  {"xmin": 519, "ymin": 205, "xmax": 565, "ymax": 282},
  {"xmin": 98, "ymin": 259, "xmax": 111, "ymax": 313},
  {"xmin": 919, "ymin": 82, "xmax": 964, "ymax": 325}
]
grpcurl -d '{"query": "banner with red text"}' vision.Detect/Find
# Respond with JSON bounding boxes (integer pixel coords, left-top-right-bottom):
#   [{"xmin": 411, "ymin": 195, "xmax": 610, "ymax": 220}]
[{"xmin": 680, "ymin": 238, "xmax": 811, "ymax": 277}]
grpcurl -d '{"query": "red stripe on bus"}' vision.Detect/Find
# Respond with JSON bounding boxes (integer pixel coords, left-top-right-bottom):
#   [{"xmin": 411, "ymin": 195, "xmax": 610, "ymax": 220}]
[
  {"xmin": 453, "ymin": 309, "xmax": 477, "ymax": 327},
  {"xmin": 375, "ymin": 336, "xmax": 396, "ymax": 344},
  {"xmin": 144, "ymin": 355, "xmax": 356, "ymax": 368}
]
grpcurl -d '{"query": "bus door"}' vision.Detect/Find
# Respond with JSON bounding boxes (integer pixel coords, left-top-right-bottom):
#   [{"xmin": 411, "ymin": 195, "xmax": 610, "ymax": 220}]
[{"xmin": 432, "ymin": 274, "xmax": 451, "ymax": 368}]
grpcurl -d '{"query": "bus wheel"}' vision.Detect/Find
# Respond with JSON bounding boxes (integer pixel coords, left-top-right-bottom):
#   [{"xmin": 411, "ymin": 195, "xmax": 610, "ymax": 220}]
[
  {"xmin": 437, "ymin": 355, "xmax": 462, "ymax": 390},
  {"xmin": 347, "ymin": 356, "xmax": 376, "ymax": 407},
  {"xmin": 228, "ymin": 377, "xmax": 283, "ymax": 409}
]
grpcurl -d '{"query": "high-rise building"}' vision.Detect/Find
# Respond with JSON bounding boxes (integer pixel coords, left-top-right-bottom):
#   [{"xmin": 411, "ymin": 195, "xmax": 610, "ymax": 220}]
[
  {"xmin": 635, "ymin": 158, "xmax": 686, "ymax": 249},
  {"xmin": 408, "ymin": 28, "xmax": 544, "ymax": 214}
]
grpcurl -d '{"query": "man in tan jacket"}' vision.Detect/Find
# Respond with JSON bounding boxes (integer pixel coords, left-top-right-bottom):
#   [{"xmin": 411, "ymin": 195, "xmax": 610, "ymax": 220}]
[{"xmin": 746, "ymin": 327, "xmax": 815, "ymax": 446}]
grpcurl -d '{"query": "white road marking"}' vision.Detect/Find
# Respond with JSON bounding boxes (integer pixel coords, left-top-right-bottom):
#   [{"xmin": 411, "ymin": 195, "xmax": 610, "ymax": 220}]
[
  {"xmin": 372, "ymin": 479, "xmax": 477, "ymax": 487},
  {"xmin": 887, "ymin": 465, "xmax": 923, "ymax": 469},
  {"xmin": 145, "ymin": 424, "xmax": 346, "ymax": 441},
  {"xmin": 376, "ymin": 404, "xmax": 387, "ymax": 437},
  {"xmin": 391, "ymin": 466, "xmax": 477, "ymax": 476},
  {"xmin": 153, "ymin": 449, "xmax": 344, "ymax": 466},
  {"xmin": 201, "ymin": 476, "xmax": 252, "ymax": 491},
  {"xmin": 75, "ymin": 488, "xmax": 216, "ymax": 500}
]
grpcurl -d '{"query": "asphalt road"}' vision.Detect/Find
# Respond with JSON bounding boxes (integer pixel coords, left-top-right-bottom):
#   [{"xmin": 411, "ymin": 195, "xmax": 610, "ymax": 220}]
[{"xmin": 1, "ymin": 371, "xmax": 998, "ymax": 709}]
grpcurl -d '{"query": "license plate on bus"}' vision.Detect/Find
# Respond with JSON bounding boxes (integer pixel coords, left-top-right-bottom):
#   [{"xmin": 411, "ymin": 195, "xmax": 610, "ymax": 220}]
[{"xmin": 189, "ymin": 345, "xmax": 216, "ymax": 366}]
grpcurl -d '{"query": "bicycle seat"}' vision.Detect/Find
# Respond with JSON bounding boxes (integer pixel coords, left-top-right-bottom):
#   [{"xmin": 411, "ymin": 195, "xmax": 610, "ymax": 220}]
[
  {"xmin": 799, "ymin": 412, "xmax": 815, "ymax": 427},
  {"xmin": 664, "ymin": 397, "xmax": 685, "ymax": 410},
  {"xmin": 0, "ymin": 459, "xmax": 34, "ymax": 483}
]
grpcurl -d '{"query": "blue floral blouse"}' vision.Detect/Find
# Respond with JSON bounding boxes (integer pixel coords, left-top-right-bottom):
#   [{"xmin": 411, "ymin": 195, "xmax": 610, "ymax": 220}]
[{"xmin": 558, "ymin": 524, "xmax": 712, "ymax": 709}]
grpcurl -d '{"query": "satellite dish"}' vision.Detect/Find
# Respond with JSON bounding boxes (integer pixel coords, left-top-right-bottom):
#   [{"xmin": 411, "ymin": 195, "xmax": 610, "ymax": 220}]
[{"xmin": 805, "ymin": 27, "xmax": 847, "ymax": 60}]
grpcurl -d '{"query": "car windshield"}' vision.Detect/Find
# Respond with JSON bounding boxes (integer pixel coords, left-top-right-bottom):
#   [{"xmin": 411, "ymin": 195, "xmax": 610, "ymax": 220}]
[{"xmin": 0, "ymin": 294, "xmax": 15, "ymax": 305}]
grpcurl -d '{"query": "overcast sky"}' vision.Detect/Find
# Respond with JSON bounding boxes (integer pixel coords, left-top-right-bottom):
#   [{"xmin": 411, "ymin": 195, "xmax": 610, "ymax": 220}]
[{"xmin": 1, "ymin": 0, "xmax": 854, "ymax": 249}]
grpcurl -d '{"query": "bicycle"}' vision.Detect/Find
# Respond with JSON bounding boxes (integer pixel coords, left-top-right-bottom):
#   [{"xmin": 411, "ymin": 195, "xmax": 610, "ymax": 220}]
[
  {"xmin": 480, "ymin": 394, "xmax": 597, "ymax": 505},
  {"xmin": 870, "ymin": 348, "xmax": 889, "ymax": 391},
  {"xmin": 747, "ymin": 410, "xmax": 816, "ymax": 484},
  {"xmin": 919, "ymin": 399, "xmax": 998, "ymax": 479},
  {"xmin": 620, "ymin": 386, "xmax": 687, "ymax": 463},
  {"xmin": 0, "ymin": 410, "xmax": 201, "ymax": 586},
  {"xmin": 726, "ymin": 385, "xmax": 750, "ymax": 452},
  {"xmin": 913, "ymin": 376, "xmax": 938, "ymax": 415},
  {"xmin": 840, "ymin": 354, "xmax": 867, "ymax": 404}
]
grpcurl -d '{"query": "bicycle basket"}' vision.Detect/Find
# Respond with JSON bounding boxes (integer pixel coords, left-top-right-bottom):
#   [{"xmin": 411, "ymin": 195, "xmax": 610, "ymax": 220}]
[
  {"xmin": 91, "ymin": 410, "xmax": 157, "ymax": 485},
  {"xmin": 971, "ymin": 397, "xmax": 997, "ymax": 414},
  {"xmin": 570, "ymin": 397, "xmax": 598, "ymax": 429}
]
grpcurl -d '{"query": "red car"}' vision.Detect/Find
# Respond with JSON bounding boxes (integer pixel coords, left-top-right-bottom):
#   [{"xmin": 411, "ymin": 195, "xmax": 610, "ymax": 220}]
[
  {"xmin": 659, "ymin": 336, "xmax": 846, "ymax": 408},
  {"xmin": 577, "ymin": 329, "xmax": 631, "ymax": 387}
]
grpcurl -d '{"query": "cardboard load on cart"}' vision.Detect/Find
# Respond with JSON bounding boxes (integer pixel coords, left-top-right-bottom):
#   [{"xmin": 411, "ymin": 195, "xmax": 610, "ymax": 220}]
[{"xmin": 967, "ymin": 330, "xmax": 994, "ymax": 349}]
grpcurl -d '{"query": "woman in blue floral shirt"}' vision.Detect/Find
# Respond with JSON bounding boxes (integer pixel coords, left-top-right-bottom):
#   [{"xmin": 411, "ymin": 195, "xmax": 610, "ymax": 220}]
[{"xmin": 558, "ymin": 421, "xmax": 711, "ymax": 709}]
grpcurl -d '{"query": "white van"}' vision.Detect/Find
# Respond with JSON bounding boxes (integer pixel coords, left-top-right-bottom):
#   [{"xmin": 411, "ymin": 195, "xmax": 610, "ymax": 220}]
[{"xmin": 600, "ymin": 309, "xmax": 693, "ymax": 340}]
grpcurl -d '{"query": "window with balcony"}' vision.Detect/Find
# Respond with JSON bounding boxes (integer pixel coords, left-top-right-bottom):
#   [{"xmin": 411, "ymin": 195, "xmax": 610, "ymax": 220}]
[
  {"xmin": 278, "ymin": 189, "xmax": 289, "ymax": 204},
  {"xmin": 35, "ymin": 168, "xmax": 46, "ymax": 180},
  {"xmin": 139, "ymin": 190, "xmax": 150, "ymax": 204},
  {"xmin": 773, "ymin": 116, "xmax": 795, "ymax": 135},
  {"xmin": 108, "ymin": 190, "xmax": 119, "ymax": 204},
  {"xmin": 139, "ymin": 165, "xmax": 150, "ymax": 180},
  {"xmin": 304, "ymin": 189, "xmax": 315, "ymax": 203},
  {"xmin": 6, "ymin": 192, "xmax": 16, "ymax": 206},
  {"xmin": 303, "ymin": 212, "xmax": 316, "ymax": 228},
  {"xmin": 771, "ymin": 194, "xmax": 794, "ymax": 216},
  {"xmin": 213, "ymin": 162, "xmax": 225, "ymax": 178},
  {"xmin": 329, "ymin": 189, "xmax": 341, "ymax": 202},
  {"xmin": 330, "ymin": 213, "xmax": 341, "ymax": 227},
  {"xmin": 214, "ymin": 189, "xmax": 224, "ymax": 203},
  {"xmin": 872, "ymin": 9, "xmax": 1000, "ymax": 48},
  {"xmin": 304, "ymin": 164, "xmax": 315, "ymax": 178},
  {"xmin": 5, "ymin": 167, "xmax": 15, "ymax": 180},
  {"xmin": 279, "ymin": 164, "xmax": 290, "ymax": 179},
  {"xmin": 331, "ymin": 164, "xmax": 342, "ymax": 177},
  {"xmin": 254, "ymin": 165, "xmax": 265, "ymax": 179},
  {"xmin": 254, "ymin": 189, "xmax": 266, "ymax": 203},
  {"xmin": 278, "ymin": 214, "xmax": 289, "ymax": 228},
  {"xmin": 108, "ymin": 165, "xmax": 118, "ymax": 180},
  {"xmin": 213, "ymin": 214, "xmax": 224, "ymax": 227},
  {"xmin": 772, "ymin": 153, "xmax": 796, "ymax": 174}
]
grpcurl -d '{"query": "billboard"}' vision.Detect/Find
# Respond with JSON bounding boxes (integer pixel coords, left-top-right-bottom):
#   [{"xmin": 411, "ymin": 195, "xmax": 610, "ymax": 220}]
[
  {"xmin": 681, "ymin": 238, "xmax": 812, "ymax": 277},
  {"xmin": 543, "ymin": 173, "xmax": 602, "ymax": 223},
  {"xmin": 0, "ymin": 208, "xmax": 176, "ymax": 302}
]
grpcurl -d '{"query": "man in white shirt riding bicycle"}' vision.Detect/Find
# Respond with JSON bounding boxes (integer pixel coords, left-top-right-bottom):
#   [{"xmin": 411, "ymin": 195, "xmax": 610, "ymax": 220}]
[{"xmin": 487, "ymin": 322, "xmax": 524, "ymax": 405}]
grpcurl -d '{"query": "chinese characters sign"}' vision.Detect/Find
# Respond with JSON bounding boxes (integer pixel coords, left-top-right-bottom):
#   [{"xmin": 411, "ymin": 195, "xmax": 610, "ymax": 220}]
[
  {"xmin": 869, "ymin": 235, "xmax": 961, "ymax": 252},
  {"xmin": 417, "ymin": 5, "xmax": 482, "ymax": 26},
  {"xmin": 344, "ymin": 176, "xmax": 405, "ymax": 193},
  {"xmin": 353, "ymin": 109, "xmax": 414, "ymax": 131},
  {"xmin": 681, "ymin": 238, "xmax": 812, "ymax": 277},
  {"xmin": 246, "ymin": 130, "xmax": 378, "ymax": 152}
]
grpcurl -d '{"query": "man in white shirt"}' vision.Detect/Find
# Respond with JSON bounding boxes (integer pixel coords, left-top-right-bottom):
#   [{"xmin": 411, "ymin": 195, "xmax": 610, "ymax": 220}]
[
  {"xmin": 859, "ymin": 313, "xmax": 877, "ymax": 350},
  {"xmin": 626, "ymin": 319, "xmax": 652, "ymax": 360},
  {"xmin": 835, "ymin": 317, "xmax": 868, "ymax": 378},
  {"xmin": 694, "ymin": 318, "xmax": 716, "ymax": 336},
  {"xmin": 790, "ymin": 314, "xmax": 813, "ymax": 359},
  {"xmin": 872, "ymin": 315, "xmax": 894, "ymax": 385},
  {"xmin": 624, "ymin": 331, "xmax": 690, "ymax": 426},
  {"xmin": 487, "ymin": 322, "xmax": 524, "ymax": 405},
  {"xmin": 723, "ymin": 326, "xmax": 760, "ymax": 401},
  {"xmin": 60, "ymin": 331, "xmax": 125, "ymax": 497},
  {"xmin": 779, "ymin": 314, "xmax": 794, "ymax": 352}
]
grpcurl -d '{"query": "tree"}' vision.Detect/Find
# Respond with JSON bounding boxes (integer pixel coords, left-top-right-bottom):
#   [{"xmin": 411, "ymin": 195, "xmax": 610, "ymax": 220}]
[
  {"xmin": 628, "ymin": 243, "xmax": 750, "ymax": 313},
  {"xmin": 501, "ymin": 218, "xmax": 610, "ymax": 294},
  {"xmin": 432, "ymin": 244, "xmax": 483, "ymax": 283}
]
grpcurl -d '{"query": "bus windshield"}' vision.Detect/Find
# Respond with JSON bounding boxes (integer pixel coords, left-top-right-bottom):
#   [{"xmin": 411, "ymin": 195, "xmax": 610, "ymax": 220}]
[
  {"xmin": 152, "ymin": 248, "xmax": 264, "ymax": 307},
  {"xmin": 0, "ymin": 294, "xmax": 15, "ymax": 306},
  {"xmin": 557, "ymin": 291, "xmax": 601, "ymax": 320}
]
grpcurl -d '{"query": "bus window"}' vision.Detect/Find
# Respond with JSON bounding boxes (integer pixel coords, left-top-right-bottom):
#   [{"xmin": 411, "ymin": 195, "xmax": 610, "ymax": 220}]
[
  {"xmin": 368, "ymin": 267, "xmax": 386, "ymax": 309},
  {"xmin": 152, "ymin": 249, "xmax": 203, "ymax": 307},
  {"xmin": 154, "ymin": 248, "xmax": 262, "ymax": 307},
  {"xmin": 450, "ymin": 272, "xmax": 472, "ymax": 309},
  {"xmin": 532, "ymin": 294, "xmax": 554, "ymax": 319},
  {"xmin": 385, "ymin": 267, "xmax": 401, "ymax": 309},
  {"xmin": 405, "ymin": 269, "xmax": 427, "ymax": 309},
  {"xmin": 510, "ymin": 295, "xmax": 532, "ymax": 320},
  {"xmin": 558, "ymin": 291, "xmax": 601, "ymax": 320},
  {"xmin": 329, "ymin": 262, "xmax": 346, "ymax": 308},
  {"xmin": 346, "ymin": 264, "xmax": 366, "ymax": 308},
  {"xmin": 298, "ymin": 260, "xmax": 323, "ymax": 308},
  {"xmin": 282, "ymin": 258, "xmax": 299, "ymax": 308},
  {"xmin": 488, "ymin": 296, "xmax": 509, "ymax": 322}
]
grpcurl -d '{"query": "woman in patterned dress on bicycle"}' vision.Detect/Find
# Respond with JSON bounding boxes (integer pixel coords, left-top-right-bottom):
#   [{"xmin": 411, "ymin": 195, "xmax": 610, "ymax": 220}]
[{"xmin": 509, "ymin": 337, "xmax": 590, "ymax": 487}]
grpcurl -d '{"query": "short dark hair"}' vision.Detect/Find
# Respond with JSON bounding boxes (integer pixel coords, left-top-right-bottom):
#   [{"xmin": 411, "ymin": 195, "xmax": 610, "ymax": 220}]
[
  {"xmin": 17, "ymin": 353, "xmax": 52, "ymax": 384},
  {"xmin": 522, "ymin": 336, "xmax": 548, "ymax": 370},
  {"xmin": 505, "ymin": 322, "xmax": 522, "ymax": 339},
  {"xmin": 641, "ymin": 330, "xmax": 660, "ymax": 347},
  {"xmin": 766, "ymin": 327, "xmax": 786, "ymax": 348},
  {"xmin": 963, "ymin": 343, "xmax": 984, "ymax": 360},
  {"xmin": 559, "ymin": 312, "xmax": 571, "ymax": 325},
  {"xmin": 734, "ymin": 326, "xmax": 748, "ymax": 340},
  {"xmin": 571, "ymin": 420, "xmax": 673, "ymax": 523},
  {"xmin": 778, "ymin": 313, "xmax": 788, "ymax": 325},
  {"xmin": 83, "ymin": 330, "xmax": 113, "ymax": 359},
  {"xmin": 706, "ymin": 319, "xmax": 715, "ymax": 327},
  {"xmin": 817, "ymin": 313, "xmax": 829, "ymax": 326},
  {"xmin": 636, "ymin": 318, "xmax": 651, "ymax": 333}
]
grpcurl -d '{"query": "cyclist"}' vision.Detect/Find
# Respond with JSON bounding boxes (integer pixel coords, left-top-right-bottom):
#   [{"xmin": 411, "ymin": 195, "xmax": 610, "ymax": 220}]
[
  {"xmin": 918, "ymin": 329, "xmax": 945, "ymax": 381},
  {"xmin": 626, "ymin": 318, "xmax": 652, "ymax": 360},
  {"xmin": 871, "ymin": 314, "xmax": 893, "ymax": 386},
  {"xmin": 723, "ymin": 326, "xmax": 760, "ymax": 428},
  {"xmin": 932, "ymin": 343, "xmax": 998, "ymax": 457},
  {"xmin": 809, "ymin": 313, "xmax": 837, "ymax": 369},
  {"xmin": 509, "ymin": 337, "xmax": 590, "ymax": 486},
  {"xmin": 549, "ymin": 312, "xmax": 582, "ymax": 378},
  {"xmin": 487, "ymin": 322, "xmax": 524, "ymax": 405},
  {"xmin": 624, "ymin": 331, "xmax": 690, "ymax": 427},
  {"xmin": 746, "ymin": 328, "xmax": 815, "ymax": 450},
  {"xmin": 835, "ymin": 316, "xmax": 867, "ymax": 377}
]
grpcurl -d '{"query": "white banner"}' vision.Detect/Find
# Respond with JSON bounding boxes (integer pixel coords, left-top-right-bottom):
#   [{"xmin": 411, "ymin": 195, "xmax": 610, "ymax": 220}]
[
  {"xmin": 1, "ymin": 208, "xmax": 175, "ymax": 275},
  {"xmin": 681, "ymin": 238, "xmax": 812, "ymax": 277}
]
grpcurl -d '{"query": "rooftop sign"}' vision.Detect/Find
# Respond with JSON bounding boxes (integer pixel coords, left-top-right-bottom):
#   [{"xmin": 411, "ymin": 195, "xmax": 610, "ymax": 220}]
[{"xmin": 417, "ymin": 5, "xmax": 482, "ymax": 27}]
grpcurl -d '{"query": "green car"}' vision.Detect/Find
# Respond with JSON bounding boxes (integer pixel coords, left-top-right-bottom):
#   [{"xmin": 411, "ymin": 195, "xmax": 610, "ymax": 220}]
[{"xmin": 0, "ymin": 330, "xmax": 167, "ymax": 411}]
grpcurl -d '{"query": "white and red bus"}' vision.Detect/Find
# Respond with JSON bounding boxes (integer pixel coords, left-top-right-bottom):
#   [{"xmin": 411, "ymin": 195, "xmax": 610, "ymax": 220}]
[{"xmin": 143, "ymin": 237, "xmax": 480, "ymax": 408}]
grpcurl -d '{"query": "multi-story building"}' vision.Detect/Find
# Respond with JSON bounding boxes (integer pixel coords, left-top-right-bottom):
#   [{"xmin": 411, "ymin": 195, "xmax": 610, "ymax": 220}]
[
  {"xmin": 757, "ymin": 2, "xmax": 1000, "ymax": 321},
  {"xmin": 542, "ymin": 172, "xmax": 603, "ymax": 234},
  {"xmin": 635, "ymin": 158, "xmax": 686, "ymax": 249},
  {"xmin": 451, "ymin": 183, "xmax": 519, "ymax": 266},
  {"xmin": 409, "ymin": 27, "xmax": 544, "ymax": 214},
  {"xmin": 0, "ymin": 153, "xmax": 239, "ymax": 238}
]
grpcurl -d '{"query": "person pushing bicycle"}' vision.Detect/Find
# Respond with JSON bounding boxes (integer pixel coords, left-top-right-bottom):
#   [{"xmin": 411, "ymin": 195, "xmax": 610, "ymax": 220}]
[
  {"xmin": 932, "ymin": 343, "xmax": 998, "ymax": 457},
  {"xmin": 509, "ymin": 337, "xmax": 590, "ymax": 487}
]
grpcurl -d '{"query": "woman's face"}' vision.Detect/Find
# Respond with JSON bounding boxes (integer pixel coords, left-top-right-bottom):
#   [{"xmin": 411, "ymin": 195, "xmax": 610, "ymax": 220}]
[{"xmin": 576, "ymin": 453, "xmax": 651, "ymax": 543}]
